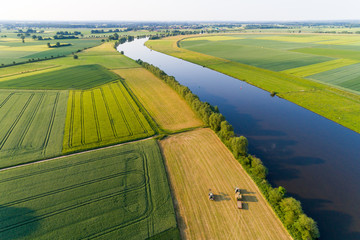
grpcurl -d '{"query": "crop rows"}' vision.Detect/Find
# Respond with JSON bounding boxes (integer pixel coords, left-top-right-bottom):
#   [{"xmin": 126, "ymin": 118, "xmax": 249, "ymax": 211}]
[
  {"xmin": 63, "ymin": 81, "xmax": 155, "ymax": 153},
  {"xmin": 0, "ymin": 90, "xmax": 68, "ymax": 168},
  {"xmin": 0, "ymin": 64, "xmax": 119, "ymax": 90},
  {"xmin": 0, "ymin": 140, "xmax": 177, "ymax": 240},
  {"xmin": 282, "ymin": 58, "xmax": 359, "ymax": 77}
]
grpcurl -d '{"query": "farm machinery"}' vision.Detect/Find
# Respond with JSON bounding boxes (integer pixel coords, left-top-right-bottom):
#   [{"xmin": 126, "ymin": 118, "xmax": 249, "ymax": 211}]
[{"xmin": 235, "ymin": 187, "xmax": 243, "ymax": 209}]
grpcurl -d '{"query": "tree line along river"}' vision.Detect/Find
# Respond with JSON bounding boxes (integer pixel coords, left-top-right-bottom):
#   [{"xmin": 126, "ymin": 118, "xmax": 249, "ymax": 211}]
[{"xmin": 118, "ymin": 38, "xmax": 360, "ymax": 239}]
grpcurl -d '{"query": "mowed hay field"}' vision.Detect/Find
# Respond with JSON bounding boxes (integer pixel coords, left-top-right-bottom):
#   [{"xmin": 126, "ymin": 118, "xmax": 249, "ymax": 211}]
[
  {"xmin": 0, "ymin": 90, "xmax": 68, "ymax": 168},
  {"xmin": 113, "ymin": 68, "xmax": 203, "ymax": 131},
  {"xmin": 160, "ymin": 128, "xmax": 291, "ymax": 240},
  {"xmin": 63, "ymin": 81, "xmax": 155, "ymax": 153},
  {"xmin": 0, "ymin": 140, "xmax": 179, "ymax": 240}
]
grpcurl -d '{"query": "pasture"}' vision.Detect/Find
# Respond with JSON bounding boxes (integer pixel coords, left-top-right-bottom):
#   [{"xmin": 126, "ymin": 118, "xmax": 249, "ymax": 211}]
[
  {"xmin": 0, "ymin": 140, "xmax": 179, "ymax": 239},
  {"xmin": 0, "ymin": 90, "xmax": 68, "ymax": 168},
  {"xmin": 63, "ymin": 81, "xmax": 155, "ymax": 153},
  {"xmin": 113, "ymin": 68, "xmax": 203, "ymax": 131},
  {"xmin": 160, "ymin": 128, "xmax": 291, "ymax": 240},
  {"xmin": 0, "ymin": 64, "xmax": 119, "ymax": 90}
]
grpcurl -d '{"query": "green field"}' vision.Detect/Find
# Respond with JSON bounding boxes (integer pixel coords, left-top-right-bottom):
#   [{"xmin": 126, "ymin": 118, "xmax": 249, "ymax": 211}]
[
  {"xmin": 0, "ymin": 39, "xmax": 101, "ymax": 66},
  {"xmin": 181, "ymin": 38, "xmax": 333, "ymax": 71},
  {"xmin": 63, "ymin": 81, "xmax": 155, "ymax": 153},
  {"xmin": 0, "ymin": 90, "xmax": 68, "ymax": 168},
  {"xmin": 0, "ymin": 140, "xmax": 179, "ymax": 240},
  {"xmin": 0, "ymin": 64, "xmax": 119, "ymax": 90},
  {"xmin": 308, "ymin": 63, "xmax": 360, "ymax": 91}
]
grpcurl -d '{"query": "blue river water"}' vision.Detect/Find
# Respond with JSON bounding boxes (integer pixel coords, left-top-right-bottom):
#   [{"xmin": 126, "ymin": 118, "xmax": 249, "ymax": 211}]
[{"xmin": 118, "ymin": 38, "xmax": 360, "ymax": 239}]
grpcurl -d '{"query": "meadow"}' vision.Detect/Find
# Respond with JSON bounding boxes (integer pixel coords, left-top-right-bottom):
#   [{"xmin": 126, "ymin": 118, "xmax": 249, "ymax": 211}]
[
  {"xmin": 113, "ymin": 68, "xmax": 203, "ymax": 131},
  {"xmin": 63, "ymin": 81, "xmax": 155, "ymax": 153},
  {"xmin": 160, "ymin": 128, "xmax": 291, "ymax": 239},
  {"xmin": 0, "ymin": 64, "xmax": 119, "ymax": 89},
  {"xmin": 146, "ymin": 35, "xmax": 360, "ymax": 133},
  {"xmin": 0, "ymin": 140, "xmax": 179, "ymax": 239},
  {"xmin": 0, "ymin": 90, "xmax": 68, "ymax": 168}
]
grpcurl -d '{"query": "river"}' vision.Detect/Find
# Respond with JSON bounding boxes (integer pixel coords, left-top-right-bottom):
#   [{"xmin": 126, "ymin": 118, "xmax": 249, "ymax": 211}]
[{"xmin": 118, "ymin": 38, "xmax": 360, "ymax": 239}]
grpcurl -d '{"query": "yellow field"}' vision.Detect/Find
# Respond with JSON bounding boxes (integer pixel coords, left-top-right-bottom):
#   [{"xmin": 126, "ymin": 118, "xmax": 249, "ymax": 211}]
[
  {"xmin": 160, "ymin": 128, "xmax": 291, "ymax": 240},
  {"xmin": 182, "ymin": 36, "xmax": 241, "ymax": 42},
  {"xmin": 0, "ymin": 44, "xmax": 49, "ymax": 51},
  {"xmin": 282, "ymin": 58, "xmax": 359, "ymax": 77},
  {"xmin": 113, "ymin": 68, "xmax": 203, "ymax": 131}
]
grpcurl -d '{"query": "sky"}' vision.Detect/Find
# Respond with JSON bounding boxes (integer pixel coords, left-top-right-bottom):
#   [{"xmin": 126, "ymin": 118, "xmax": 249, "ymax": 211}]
[{"xmin": 1, "ymin": 0, "xmax": 359, "ymax": 22}]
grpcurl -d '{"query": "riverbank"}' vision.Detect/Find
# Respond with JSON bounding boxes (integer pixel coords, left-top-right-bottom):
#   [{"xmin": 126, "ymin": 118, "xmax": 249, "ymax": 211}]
[{"xmin": 145, "ymin": 35, "xmax": 360, "ymax": 134}]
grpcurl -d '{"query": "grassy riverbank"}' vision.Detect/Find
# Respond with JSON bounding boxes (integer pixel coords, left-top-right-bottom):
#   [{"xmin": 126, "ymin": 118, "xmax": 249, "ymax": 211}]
[{"xmin": 146, "ymin": 35, "xmax": 360, "ymax": 134}]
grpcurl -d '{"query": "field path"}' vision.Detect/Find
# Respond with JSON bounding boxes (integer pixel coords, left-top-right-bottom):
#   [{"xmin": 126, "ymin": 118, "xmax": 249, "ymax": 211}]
[
  {"xmin": 160, "ymin": 128, "xmax": 292, "ymax": 240},
  {"xmin": 0, "ymin": 135, "xmax": 156, "ymax": 172}
]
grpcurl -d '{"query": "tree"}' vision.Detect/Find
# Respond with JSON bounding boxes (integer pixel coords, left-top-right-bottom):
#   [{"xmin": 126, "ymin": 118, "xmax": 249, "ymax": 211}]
[
  {"xmin": 47, "ymin": 42, "xmax": 51, "ymax": 48},
  {"xmin": 294, "ymin": 214, "xmax": 320, "ymax": 240},
  {"xmin": 21, "ymin": 35, "xmax": 25, "ymax": 43},
  {"xmin": 230, "ymin": 136, "xmax": 248, "ymax": 157},
  {"xmin": 279, "ymin": 197, "xmax": 303, "ymax": 228},
  {"xmin": 217, "ymin": 121, "xmax": 234, "ymax": 141},
  {"xmin": 32, "ymin": 35, "xmax": 37, "ymax": 40},
  {"xmin": 250, "ymin": 156, "xmax": 267, "ymax": 179},
  {"xmin": 73, "ymin": 54, "xmax": 78, "ymax": 59},
  {"xmin": 268, "ymin": 186, "xmax": 286, "ymax": 207},
  {"xmin": 209, "ymin": 113, "xmax": 225, "ymax": 132},
  {"xmin": 56, "ymin": 42, "xmax": 60, "ymax": 47}
]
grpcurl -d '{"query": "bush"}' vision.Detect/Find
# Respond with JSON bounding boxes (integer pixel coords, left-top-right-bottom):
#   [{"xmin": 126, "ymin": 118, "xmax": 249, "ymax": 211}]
[{"xmin": 73, "ymin": 55, "xmax": 78, "ymax": 59}]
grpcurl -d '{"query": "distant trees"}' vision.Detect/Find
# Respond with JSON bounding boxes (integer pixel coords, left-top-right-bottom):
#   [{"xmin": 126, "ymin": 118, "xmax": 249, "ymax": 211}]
[{"xmin": 73, "ymin": 54, "xmax": 78, "ymax": 59}]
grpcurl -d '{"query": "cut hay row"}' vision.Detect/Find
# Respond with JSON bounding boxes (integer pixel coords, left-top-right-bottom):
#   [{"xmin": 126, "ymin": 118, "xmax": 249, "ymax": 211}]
[
  {"xmin": 63, "ymin": 81, "xmax": 155, "ymax": 153},
  {"xmin": 282, "ymin": 58, "xmax": 359, "ymax": 77},
  {"xmin": 113, "ymin": 68, "xmax": 203, "ymax": 132},
  {"xmin": 0, "ymin": 140, "xmax": 178, "ymax": 240},
  {"xmin": 0, "ymin": 90, "xmax": 68, "ymax": 169}
]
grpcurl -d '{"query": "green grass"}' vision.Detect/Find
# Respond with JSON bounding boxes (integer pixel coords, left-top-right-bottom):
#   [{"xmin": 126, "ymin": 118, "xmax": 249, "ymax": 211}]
[
  {"xmin": 308, "ymin": 62, "xmax": 360, "ymax": 92},
  {"xmin": 0, "ymin": 90, "xmax": 68, "ymax": 169},
  {"xmin": 0, "ymin": 64, "xmax": 119, "ymax": 90},
  {"xmin": 282, "ymin": 59, "xmax": 359, "ymax": 77},
  {"xmin": 180, "ymin": 39, "xmax": 333, "ymax": 71},
  {"xmin": 63, "ymin": 81, "xmax": 155, "ymax": 153},
  {"xmin": 0, "ymin": 139, "xmax": 179, "ymax": 240}
]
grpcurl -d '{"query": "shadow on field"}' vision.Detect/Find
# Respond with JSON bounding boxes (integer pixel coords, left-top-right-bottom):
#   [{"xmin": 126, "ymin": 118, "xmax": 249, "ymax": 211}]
[
  {"xmin": 214, "ymin": 192, "xmax": 231, "ymax": 202},
  {"xmin": 0, "ymin": 205, "xmax": 40, "ymax": 239}
]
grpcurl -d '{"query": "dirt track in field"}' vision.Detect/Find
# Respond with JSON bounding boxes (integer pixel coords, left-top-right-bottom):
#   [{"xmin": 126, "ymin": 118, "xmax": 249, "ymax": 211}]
[{"xmin": 160, "ymin": 128, "xmax": 292, "ymax": 240}]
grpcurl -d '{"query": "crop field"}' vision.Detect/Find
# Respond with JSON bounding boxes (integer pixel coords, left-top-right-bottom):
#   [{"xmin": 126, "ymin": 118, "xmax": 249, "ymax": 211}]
[
  {"xmin": 282, "ymin": 59, "xmax": 359, "ymax": 77},
  {"xmin": 113, "ymin": 68, "xmax": 203, "ymax": 131},
  {"xmin": 308, "ymin": 63, "xmax": 360, "ymax": 92},
  {"xmin": 0, "ymin": 64, "xmax": 119, "ymax": 90},
  {"xmin": 292, "ymin": 47, "xmax": 360, "ymax": 60},
  {"xmin": 63, "ymin": 81, "xmax": 155, "ymax": 153},
  {"xmin": 0, "ymin": 63, "xmax": 60, "ymax": 79},
  {"xmin": 0, "ymin": 39, "xmax": 101, "ymax": 66},
  {"xmin": 180, "ymin": 37, "xmax": 333, "ymax": 71},
  {"xmin": 0, "ymin": 140, "xmax": 179, "ymax": 240},
  {"xmin": 160, "ymin": 129, "xmax": 291, "ymax": 239},
  {"xmin": 0, "ymin": 90, "xmax": 68, "ymax": 168}
]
